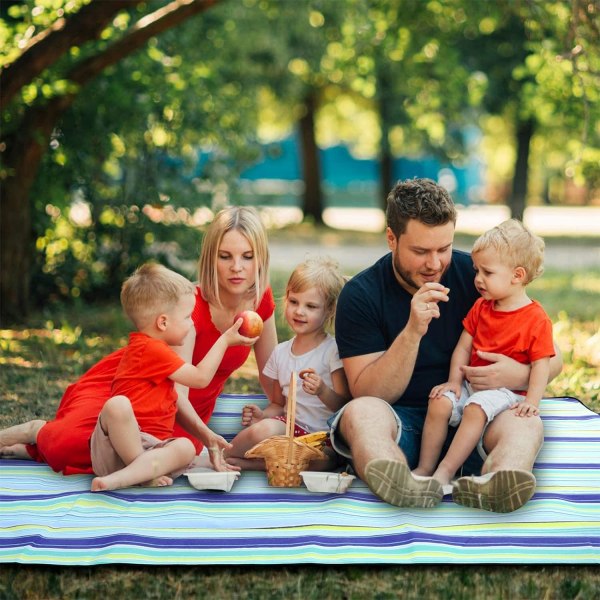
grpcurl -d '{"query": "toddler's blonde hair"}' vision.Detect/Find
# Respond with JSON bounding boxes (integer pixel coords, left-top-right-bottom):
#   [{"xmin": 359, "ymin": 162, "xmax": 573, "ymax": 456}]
[
  {"xmin": 472, "ymin": 219, "xmax": 545, "ymax": 284},
  {"xmin": 285, "ymin": 256, "xmax": 347, "ymax": 330},
  {"xmin": 121, "ymin": 263, "xmax": 195, "ymax": 329}
]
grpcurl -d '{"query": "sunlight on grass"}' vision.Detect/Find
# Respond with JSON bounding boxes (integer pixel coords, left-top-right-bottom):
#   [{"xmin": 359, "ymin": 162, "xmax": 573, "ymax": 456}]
[
  {"xmin": 549, "ymin": 312, "xmax": 600, "ymax": 410},
  {"xmin": 1, "ymin": 265, "xmax": 598, "ymax": 428}
]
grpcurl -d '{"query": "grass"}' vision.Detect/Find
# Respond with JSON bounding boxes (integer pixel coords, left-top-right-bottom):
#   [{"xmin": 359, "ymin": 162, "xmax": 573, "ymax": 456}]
[{"xmin": 1, "ymin": 234, "xmax": 599, "ymax": 599}]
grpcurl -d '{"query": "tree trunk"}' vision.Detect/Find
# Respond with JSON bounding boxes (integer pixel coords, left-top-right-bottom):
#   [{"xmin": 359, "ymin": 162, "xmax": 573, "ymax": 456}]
[
  {"xmin": 0, "ymin": 0, "xmax": 220, "ymax": 325},
  {"xmin": 299, "ymin": 91, "xmax": 324, "ymax": 225},
  {"xmin": 379, "ymin": 121, "xmax": 393, "ymax": 211},
  {"xmin": 377, "ymin": 66, "xmax": 393, "ymax": 211},
  {"xmin": 508, "ymin": 118, "xmax": 534, "ymax": 221},
  {"xmin": 1, "ymin": 100, "xmax": 70, "ymax": 324}
]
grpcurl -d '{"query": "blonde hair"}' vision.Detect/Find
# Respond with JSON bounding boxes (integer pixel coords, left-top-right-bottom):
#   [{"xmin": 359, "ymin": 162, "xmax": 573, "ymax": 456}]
[
  {"xmin": 285, "ymin": 256, "xmax": 347, "ymax": 330},
  {"xmin": 472, "ymin": 219, "xmax": 545, "ymax": 284},
  {"xmin": 121, "ymin": 263, "xmax": 195, "ymax": 329},
  {"xmin": 198, "ymin": 206, "xmax": 270, "ymax": 308}
]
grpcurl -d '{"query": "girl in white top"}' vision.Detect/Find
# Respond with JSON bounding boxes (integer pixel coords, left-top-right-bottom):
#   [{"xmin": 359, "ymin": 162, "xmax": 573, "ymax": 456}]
[{"xmin": 225, "ymin": 256, "xmax": 350, "ymax": 470}]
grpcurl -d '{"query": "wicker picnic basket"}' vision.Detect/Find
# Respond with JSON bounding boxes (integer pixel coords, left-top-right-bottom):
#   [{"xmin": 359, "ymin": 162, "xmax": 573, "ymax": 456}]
[{"xmin": 244, "ymin": 371, "xmax": 325, "ymax": 487}]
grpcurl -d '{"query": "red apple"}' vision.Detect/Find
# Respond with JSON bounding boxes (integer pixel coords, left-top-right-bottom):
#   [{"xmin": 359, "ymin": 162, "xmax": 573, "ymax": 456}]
[{"xmin": 234, "ymin": 310, "xmax": 263, "ymax": 338}]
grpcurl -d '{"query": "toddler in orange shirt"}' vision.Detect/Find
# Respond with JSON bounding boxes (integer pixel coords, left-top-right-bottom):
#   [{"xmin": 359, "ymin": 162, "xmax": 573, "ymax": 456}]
[
  {"xmin": 413, "ymin": 219, "xmax": 555, "ymax": 487},
  {"xmin": 90, "ymin": 263, "xmax": 256, "ymax": 492}
]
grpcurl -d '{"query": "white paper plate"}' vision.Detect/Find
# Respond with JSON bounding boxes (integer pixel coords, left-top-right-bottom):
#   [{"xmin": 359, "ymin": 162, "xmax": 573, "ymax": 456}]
[
  {"xmin": 300, "ymin": 471, "xmax": 356, "ymax": 493},
  {"xmin": 184, "ymin": 468, "xmax": 240, "ymax": 492}
]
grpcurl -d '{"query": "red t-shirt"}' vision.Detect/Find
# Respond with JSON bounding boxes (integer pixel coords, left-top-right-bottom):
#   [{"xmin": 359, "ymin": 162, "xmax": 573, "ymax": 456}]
[
  {"xmin": 463, "ymin": 298, "xmax": 555, "ymax": 368},
  {"xmin": 111, "ymin": 333, "xmax": 185, "ymax": 440}
]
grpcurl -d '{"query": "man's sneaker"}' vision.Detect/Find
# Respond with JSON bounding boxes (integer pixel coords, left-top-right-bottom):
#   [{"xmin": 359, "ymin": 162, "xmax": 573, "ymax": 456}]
[
  {"xmin": 363, "ymin": 459, "xmax": 443, "ymax": 508},
  {"xmin": 452, "ymin": 469, "xmax": 536, "ymax": 513}
]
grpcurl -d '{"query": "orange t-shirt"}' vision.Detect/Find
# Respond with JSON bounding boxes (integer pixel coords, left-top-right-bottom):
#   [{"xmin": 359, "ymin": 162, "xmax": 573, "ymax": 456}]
[
  {"xmin": 111, "ymin": 333, "xmax": 185, "ymax": 440},
  {"xmin": 463, "ymin": 298, "xmax": 555, "ymax": 369}
]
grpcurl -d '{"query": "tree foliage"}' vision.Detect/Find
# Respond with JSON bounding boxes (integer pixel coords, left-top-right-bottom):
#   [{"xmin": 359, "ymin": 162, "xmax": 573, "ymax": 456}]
[
  {"xmin": 1, "ymin": 0, "xmax": 598, "ymax": 324},
  {"xmin": 0, "ymin": 0, "xmax": 223, "ymax": 323}
]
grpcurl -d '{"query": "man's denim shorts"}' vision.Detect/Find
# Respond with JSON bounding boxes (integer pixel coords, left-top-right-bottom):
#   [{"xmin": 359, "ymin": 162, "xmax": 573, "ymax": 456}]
[{"xmin": 328, "ymin": 400, "xmax": 484, "ymax": 476}]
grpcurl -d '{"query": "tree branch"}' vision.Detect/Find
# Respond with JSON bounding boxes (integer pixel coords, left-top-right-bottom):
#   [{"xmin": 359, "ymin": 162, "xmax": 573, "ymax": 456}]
[
  {"xmin": 67, "ymin": 0, "xmax": 221, "ymax": 87},
  {"xmin": 0, "ymin": 0, "xmax": 138, "ymax": 110}
]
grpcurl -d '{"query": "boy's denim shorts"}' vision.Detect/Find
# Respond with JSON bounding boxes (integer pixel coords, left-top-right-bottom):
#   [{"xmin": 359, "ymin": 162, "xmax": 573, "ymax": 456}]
[{"xmin": 327, "ymin": 400, "xmax": 484, "ymax": 476}]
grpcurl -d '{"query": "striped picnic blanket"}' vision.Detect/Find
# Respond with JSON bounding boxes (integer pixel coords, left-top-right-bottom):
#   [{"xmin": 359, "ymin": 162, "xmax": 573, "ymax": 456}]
[{"xmin": 1, "ymin": 395, "xmax": 598, "ymax": 565}]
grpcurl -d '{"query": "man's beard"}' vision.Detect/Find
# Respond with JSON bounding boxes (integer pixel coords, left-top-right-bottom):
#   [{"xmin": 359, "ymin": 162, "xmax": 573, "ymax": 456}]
[{"xmin": 392, "ymin": 254, "xmax": 447, "ymax": 293}]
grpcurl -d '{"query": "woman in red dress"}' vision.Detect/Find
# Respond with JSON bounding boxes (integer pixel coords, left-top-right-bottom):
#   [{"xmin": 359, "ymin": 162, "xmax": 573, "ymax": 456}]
[{"xmin": 0, "ymin": 207, "xmax": 277, "ymax": 474}]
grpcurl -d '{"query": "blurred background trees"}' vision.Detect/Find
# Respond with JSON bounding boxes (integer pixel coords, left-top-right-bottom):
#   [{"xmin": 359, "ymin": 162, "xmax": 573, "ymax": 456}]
[{"xmin": 1, "ymin": 0, "xmax": 598, "ymax": 324}]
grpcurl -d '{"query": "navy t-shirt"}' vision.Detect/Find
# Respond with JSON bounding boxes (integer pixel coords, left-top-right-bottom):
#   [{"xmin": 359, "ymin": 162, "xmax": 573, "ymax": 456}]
[{"xmin": 335, "ymin": 250, "xmax": 478, "ymax": 408}]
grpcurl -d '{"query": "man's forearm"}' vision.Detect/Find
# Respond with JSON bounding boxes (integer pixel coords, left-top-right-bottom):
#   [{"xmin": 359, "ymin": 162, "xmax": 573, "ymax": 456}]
[{"xmin": 351, "ymin": 328, "xmax": 421, "ymax": 403}]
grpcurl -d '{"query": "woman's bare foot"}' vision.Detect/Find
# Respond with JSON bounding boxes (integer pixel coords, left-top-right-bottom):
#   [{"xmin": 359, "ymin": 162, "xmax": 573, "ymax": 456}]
[
  {"xmin": 0, "ymin": 443, "xmax": 31, "ymax": 459},
  {"xmin": 225, "ymin": 456, "xmax": 266, "ymax": 471},
  {"xmin": 0, "ymin": 419, "xmax": 46, "ymax": 448},
  {"xmin": 307, "ymin": 449, "xmax": 342, "ymax": 472},
  {"xmin": 91, "ymin": 474, "xmax": 173, "ymax": 492},
  {"xmin": 141, "ymin": 475, "xmax": 173, "ymax": 487}
]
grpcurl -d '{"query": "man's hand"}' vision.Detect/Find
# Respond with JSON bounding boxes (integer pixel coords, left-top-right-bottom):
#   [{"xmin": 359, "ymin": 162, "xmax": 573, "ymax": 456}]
[
  {"xmin": 461, "ymin": 350, "xmax": 530, "ymax": 391},
  {"xmin": 430, "ymin": 381, "xmax": 461, "ymax": 399},
  {"xmin": 408, "ymin": 283, "xmax": 450, "ymax": 337}
]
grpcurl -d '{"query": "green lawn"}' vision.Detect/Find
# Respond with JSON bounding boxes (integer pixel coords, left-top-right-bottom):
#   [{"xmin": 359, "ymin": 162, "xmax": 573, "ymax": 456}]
[{"xmin": 1, "ymin": 258, "xmax": 599, "ymax": 599}]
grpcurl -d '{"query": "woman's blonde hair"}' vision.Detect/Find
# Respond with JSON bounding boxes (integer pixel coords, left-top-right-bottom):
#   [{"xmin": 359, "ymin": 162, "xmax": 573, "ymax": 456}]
[
  {"xmin": 198, "ymin": 206, "xmax": 270, "ymax": 308},
  {"xmin": 472, "ymin": 219, "xmax": 545, "ymax": 284},
  {"xmin": 285, "ymin": 256, "xmax": 347, "ymax": 330},
  {"xmin": 121, "ymin": 263, "xmax": 195, "ymax": 329}
]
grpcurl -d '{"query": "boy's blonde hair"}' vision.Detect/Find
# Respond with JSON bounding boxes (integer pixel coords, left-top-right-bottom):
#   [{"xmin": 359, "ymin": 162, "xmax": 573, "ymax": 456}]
[
  {"xmin": 285, "ymin": 256, "xmax": 346, "ymax": 329},
  {"xmin": 472, "ymin": 219, "xmax": 545, "ymax": 284},
  {"xmin": 121, "ymin": 263, "xmax": 196, "ymax": 329},
  {"xmin": 198, "ymin": 206, "xmax": 270, "ymax": 308}
]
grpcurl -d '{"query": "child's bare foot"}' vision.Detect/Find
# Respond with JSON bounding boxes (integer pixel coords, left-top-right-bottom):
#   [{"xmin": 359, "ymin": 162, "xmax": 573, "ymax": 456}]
[
  {"xmin": 432, "ymin": 465, "xmax": 454, "ymax": 487},
  {"xmin": 91, "ymin": 477, "xmax": 112, "ymax": 492},
  {"xmin": 91, "ymin": 474, "xmax": 173, "ymax": 492},
  {"xmin": 411, "ymin": 467, "xmax": 433, "ymax": 477},
  {"xmin": 0, "ymin": 443, "xmax": 31, "ymax": 459}
]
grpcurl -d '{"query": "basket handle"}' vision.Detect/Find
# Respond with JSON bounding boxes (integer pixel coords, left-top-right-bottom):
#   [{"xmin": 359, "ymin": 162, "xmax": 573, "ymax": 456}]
[{"xmin": 286, "ymin": 371, "xmax": 297, "ymax": 439}]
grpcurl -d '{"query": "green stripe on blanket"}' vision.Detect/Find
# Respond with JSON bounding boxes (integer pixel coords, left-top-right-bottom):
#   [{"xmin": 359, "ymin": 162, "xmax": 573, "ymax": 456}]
[{"xmin": 0, "ymin": 396, "xmax": 598, "ymax": 565}]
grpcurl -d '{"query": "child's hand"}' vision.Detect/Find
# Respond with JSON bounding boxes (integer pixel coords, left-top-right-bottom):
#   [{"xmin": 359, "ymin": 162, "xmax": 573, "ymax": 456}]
[
  {"xmin": 429, "ymin": 382, "xmax": 460, "ymax": 399},
  {"xmin": 241, "ymin": 404, "xmax": 263, "ymax": 427},
  {"xmin": 300, "ymin": 368, "xmax": 325, "ymax": 396},
  {"xmin": 206, "ymin": 434, "xmax": 240, "ymax": 472},
  {"xmin": 224, "ymin": 318, "xmax": 259, "ymax": 347},
  {"xmin": 511, "ymin": 401, "xmax": 539, "ymax": 417}
]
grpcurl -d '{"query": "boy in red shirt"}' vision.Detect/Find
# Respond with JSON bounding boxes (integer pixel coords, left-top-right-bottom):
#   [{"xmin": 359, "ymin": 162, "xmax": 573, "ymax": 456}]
[
  {"xmin": 413, "ymin": 219, "xmax": 555, "ymax": 497},
  {"xmin": 89, "ymin": 263, "xmax": 256, "ymax": 492}
]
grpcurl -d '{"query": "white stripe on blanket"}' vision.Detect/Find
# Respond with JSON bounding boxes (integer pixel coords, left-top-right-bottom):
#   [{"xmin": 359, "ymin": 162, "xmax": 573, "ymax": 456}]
[{"xmin": 0, "ymin": 396, "xmax": 598, "ymax": 565}]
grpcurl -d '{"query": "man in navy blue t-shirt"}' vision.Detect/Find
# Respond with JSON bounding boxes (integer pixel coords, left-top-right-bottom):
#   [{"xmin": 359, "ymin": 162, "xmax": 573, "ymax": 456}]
[{"xmin": 331, "ymin": 178, "xmax": 561, "ymax": 512}]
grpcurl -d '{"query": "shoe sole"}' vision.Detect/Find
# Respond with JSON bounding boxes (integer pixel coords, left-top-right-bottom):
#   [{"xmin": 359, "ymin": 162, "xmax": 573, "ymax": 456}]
[
  {"xmin": 363, "ymin": 459, "xmax": 443, "ymax": 508},
  {"xmin": 452, "ymin": 469, "xmax": 536, "ymax": 513}
]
